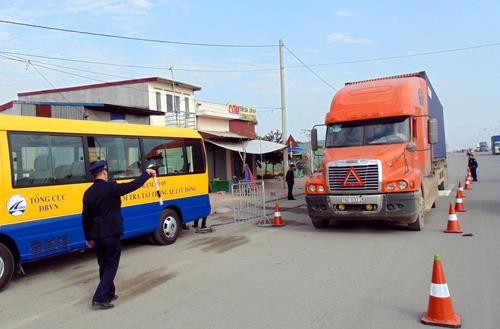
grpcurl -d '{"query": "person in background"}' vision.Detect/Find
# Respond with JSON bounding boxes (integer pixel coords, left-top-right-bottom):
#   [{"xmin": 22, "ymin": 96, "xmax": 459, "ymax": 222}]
[
  {"xmin": 468, "ymin": 152, "xmax": 478, "ymax": 181},
  {"xmin": 286, "ymin": 163, "xmax": 296, "ymax": 200},
  {"xmin": 193, "ymin": 217, "xmax": 207, "ymax": 229},
  {"xmin": 82, "ymin": 160, "xmax": 155, "ymax": 310}
]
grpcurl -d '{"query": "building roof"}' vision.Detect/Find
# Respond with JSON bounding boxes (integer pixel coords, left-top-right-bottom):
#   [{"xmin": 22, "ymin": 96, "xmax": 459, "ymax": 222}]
[
  {"xmin": 17, "ymin": 77, "xmax": 201, "ymax": 97},
  {"xmin": 0, "ymin": 100, "xmax": 165, "ymax": 116},
  {"xmin": 198, "ymin": 130, "xmax": 251, "ymax": 140}
]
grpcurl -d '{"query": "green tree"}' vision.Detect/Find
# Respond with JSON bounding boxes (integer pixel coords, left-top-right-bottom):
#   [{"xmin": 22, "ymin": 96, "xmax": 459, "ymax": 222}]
[{"xmin": 258, "ymin": 130, "xmax": 284, "ymax": 176}]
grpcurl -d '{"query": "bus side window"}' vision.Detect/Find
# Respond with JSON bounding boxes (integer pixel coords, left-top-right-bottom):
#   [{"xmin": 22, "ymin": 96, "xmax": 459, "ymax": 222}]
[
  {"xmin": 9, "ymin": 133, "xmax": 86, "ymax": 187},
  {"xmin": 87, "ymin": 136, "xmax": 142, "ymax": 179},
  {"xmin": 184, "ymin": 139, "xmax": 205, "ymax": 174}
]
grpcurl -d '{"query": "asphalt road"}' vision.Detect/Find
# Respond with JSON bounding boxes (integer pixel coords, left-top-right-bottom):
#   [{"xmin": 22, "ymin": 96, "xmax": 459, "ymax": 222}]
[{"xmin": 1, "ymin": 153, "xmax": 499, "ymax": 329}]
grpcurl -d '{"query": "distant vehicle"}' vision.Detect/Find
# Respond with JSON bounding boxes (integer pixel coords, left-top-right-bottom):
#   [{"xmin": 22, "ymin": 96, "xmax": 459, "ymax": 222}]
[
  {"xmin": 479, "ymin": 142, "xmax": 489, "ymax": 152},
  {"xmin": 492, "ymin": 135, "xmax": 500, "ymax": 154},
  {"xmin": 307, "ymin": 71, "xmax": 447, "ymax": 232}
]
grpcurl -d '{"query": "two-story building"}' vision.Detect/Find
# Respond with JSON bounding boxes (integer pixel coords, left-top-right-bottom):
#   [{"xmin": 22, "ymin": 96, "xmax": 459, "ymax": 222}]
[{"xmin": 16, "ymin": 77, "xmax": 200, "ymax": 128}]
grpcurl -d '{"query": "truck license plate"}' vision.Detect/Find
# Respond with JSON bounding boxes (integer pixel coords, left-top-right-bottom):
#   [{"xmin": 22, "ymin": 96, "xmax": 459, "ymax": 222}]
[{"xmin": 340, "ymin": 196, "xmax": 367, "ymax": 204}]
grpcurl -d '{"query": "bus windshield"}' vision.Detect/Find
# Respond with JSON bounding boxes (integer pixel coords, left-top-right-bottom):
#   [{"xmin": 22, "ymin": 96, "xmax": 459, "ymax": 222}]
[{"xmin": 326, "ymin": 117, "xmax": 410, "ymax": 148}]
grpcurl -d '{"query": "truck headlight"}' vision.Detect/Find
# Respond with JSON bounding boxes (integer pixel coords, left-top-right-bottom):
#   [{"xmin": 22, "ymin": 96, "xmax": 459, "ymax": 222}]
[
  {"xmin": 398, "ymin": 181, "xmax": 408, "ymax": 190},
  {"xmin": 386, "ymin": 182, "xmax": 395, "ymax": 191},
  {"xmin": 308, "ymin": 185, "xmax": 316, "ymax": 192},
  {"xmin": 318, "ymin": 185, "xmax": 325, "ymax": 193}
]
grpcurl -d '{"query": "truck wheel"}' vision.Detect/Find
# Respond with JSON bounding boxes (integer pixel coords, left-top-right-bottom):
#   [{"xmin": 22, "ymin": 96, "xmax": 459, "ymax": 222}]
[
  {"xmin": 408, "ymin": 194, "xmax": 425, "ymax": 231},
  {"xmin": 0, "ymin": 243, "xmax": 15, "ymax": 292},
  {"xmin": 153, "ymin": 209, "xmax": 181, "ymax": 245},
  {"xmin": 311, "ymin": 219, "xmax": 329, "ymax": 229}
]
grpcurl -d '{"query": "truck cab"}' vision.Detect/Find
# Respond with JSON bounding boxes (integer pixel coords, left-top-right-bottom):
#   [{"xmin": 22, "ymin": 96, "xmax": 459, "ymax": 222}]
[{"xmin": 306, "ymin": 72, "xmax": 447, "ymax": 231}]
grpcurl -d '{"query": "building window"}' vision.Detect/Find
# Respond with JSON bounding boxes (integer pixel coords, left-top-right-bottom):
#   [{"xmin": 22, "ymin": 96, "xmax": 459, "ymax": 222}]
[
  {"xmin": 156, "ymin": 92, "xmax": 162, "ymax": 111},
  {"xmin": 110, "ymin": 113, "xmax": 126, "ymax": 121},
  {"xmin": 184, "ymin": 97, "xmax": 190, "ymax": 118},
  {"xmin": 174, "ymin": 96, "xmax": 180, "ymax": 113},
  {"xmin": 87, "ymin": 136, "xmax": 142, "ymax": 179},
  {"xmin": 166, "ymin": 94, "xmax": 173, "ymax": 113},
  {"xmin": 9, "ymin": 133, "xmax": 86, "ymax": 186}
]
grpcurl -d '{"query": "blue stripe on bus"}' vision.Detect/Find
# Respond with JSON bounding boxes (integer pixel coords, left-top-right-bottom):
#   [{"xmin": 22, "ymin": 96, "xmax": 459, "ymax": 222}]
[{"xmin": 0, "ymin": 194, "xmax": 211, "ymax": 263}]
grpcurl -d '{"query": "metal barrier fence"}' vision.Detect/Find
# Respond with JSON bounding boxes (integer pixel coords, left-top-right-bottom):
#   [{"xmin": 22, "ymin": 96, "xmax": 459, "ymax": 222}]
[{"xmin": 232, "ymin": 180, "xmax": 270, "ymax": 226}]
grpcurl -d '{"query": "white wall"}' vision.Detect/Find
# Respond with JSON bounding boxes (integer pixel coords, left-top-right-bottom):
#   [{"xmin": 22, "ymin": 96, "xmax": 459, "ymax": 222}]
[{"xmin": 197, "ymin": 116, "xmax": 229, "ymax": 132}]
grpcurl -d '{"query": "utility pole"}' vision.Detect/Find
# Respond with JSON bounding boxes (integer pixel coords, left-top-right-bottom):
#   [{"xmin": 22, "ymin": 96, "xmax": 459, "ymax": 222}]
[{"xmin": 279, "ymin": 39, "xmax": 288, "ymax": 188}]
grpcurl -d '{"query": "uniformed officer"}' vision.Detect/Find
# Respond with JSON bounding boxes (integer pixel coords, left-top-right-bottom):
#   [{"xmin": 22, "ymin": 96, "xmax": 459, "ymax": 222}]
[
  {"xmin": 286, "ymin": 163, "xmax": 296, "ymax": 200},
  {"xmin": 82, "ymin": 160, "xmax": 155, "ymax": 310}
]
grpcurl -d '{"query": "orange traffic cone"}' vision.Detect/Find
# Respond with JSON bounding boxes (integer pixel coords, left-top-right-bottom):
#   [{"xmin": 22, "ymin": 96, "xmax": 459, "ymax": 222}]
[
  {"xmin": 421, "ymin": 255, "xmax": 461, "ymax": 328},
  {"xmin": 272, "ymin": 202, "xmax": 285, "ymax": 227},
  {"xmin": 457, "ymin": 182, "xmax": 465, "ymax": 198},
  {"xmin": 454, "ymin": 191, "xmax": 466, "ymax": 212},
  {"xmin": 464, "ymin": 177, "xmax": 472, "ymax": 190},
  {"xmin": 444, "ymin": 203, "xmax": 463, "ymax": 233}
]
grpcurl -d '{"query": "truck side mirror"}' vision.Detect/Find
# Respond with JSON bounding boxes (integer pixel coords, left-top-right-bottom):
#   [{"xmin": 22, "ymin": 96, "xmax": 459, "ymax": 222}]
[
  {"xmin": 311, "ymin": 128, "xmax": 318, "ymax": 151},
  {"xmin": 406, "ymin": 142, "xmax": 417, "ymax": 152},
  {"xmin": 428, "ymin": 118, "xmax": 438, "ymax": 145}
]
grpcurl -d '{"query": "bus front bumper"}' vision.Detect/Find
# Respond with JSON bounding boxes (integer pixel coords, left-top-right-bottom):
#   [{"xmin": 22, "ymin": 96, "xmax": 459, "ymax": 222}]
[{"xmin": 305, "ymin": 192, "xmax": 419, "ymax": 223}]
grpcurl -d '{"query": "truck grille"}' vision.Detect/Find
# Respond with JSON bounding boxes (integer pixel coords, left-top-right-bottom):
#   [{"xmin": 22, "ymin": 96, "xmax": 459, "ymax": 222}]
[{"xmin": 328, "ymin": 161, "xmax": 380, "ymax": 193}]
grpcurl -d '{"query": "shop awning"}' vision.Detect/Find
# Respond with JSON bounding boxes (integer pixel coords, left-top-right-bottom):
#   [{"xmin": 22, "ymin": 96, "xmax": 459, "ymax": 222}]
[{"xmin": 206, "ymin": 139, "xmax": 286, "ymax": 154}]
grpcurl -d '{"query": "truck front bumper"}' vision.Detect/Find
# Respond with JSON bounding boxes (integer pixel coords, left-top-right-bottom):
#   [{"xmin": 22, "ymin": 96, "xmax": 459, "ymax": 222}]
[{"xmin": 306, "ymin": 192, "xmax": 419, "ymax": 223}]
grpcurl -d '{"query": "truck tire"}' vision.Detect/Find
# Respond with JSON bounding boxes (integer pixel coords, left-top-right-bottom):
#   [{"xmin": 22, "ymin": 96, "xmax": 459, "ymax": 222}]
[
  {"xmin": 0, "ymin": 243, "xmax": 15, "ymax": 292},
  {"xmin": 311, "ymin": 219, "xmax": 329, "ymax": 229},
  {"xmin": 153, "ymin": 209, "xmax": 181, "ymax": 245},
  {"xmin": 408, "ymin": 193, "xmax": 425, "ymax": 231}
]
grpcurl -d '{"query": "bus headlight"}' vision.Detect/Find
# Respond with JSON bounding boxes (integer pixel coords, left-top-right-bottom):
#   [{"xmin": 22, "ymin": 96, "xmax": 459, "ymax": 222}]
[
  {"xmin": 318, "ymin": 185, "xmax": 325, "ymax": 193},
  {"xmin": 386, "ymin": 182, "xmax": 395, "ymax": 191},
  {"xmin": 308, "ymin": 185, "xmax": 316, "ymax": 193},
  {"xmin": 398, "ymin": 180, "xmax": 408, "ymax": 190}
]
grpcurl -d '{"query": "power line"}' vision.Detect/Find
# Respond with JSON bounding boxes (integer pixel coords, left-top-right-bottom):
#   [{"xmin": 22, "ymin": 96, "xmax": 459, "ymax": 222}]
[
  {"xmin": 0, "ymin": 54, "xmax": 281, "ymax": 111},
  {"xmin": 2, "ymin": 39, "xmax": 500, "ymax": 74},
  {"xmin": 284, "ymin": 45, "xmax": 338, "ymax": 90},
  {"xmin": 307, "ymin": 42, "xmax": 500, "ymax": 67},
  {"xmin": 0, "ymin": 19, "xmax": 277, "ymax": 48},
  {"xmin": 0, "ymin": 50, "xmax": 279, "ymax": 73}
]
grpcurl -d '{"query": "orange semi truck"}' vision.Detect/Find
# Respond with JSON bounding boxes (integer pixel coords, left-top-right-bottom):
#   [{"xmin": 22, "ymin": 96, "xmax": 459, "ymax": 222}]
[{"xmin": 306, "ymin": 72, "xmax": 447, "ymax": 231}]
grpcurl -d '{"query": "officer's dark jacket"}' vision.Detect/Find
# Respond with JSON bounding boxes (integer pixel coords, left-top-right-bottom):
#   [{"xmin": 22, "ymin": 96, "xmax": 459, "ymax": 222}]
[
  {"xmin": 286, "ymin": 169, "xmax": 295, "ymax": 185},
  {"xmin": 82, "ymin": 172, "xmax": 150, "ymax": 240},
  {"xmin": 468, "ymin": 157, "xmax": 478, "ymax": 169}
]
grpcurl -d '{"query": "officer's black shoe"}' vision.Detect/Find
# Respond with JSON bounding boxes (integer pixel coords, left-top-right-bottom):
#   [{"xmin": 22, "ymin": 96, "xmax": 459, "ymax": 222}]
[
  {"xmin": 192, "ymin": 224, "xmax": 198, "ymax": 228},
  {"xmin": 110, "ymin": 295, "xmax": 119, "ymax": 302},
  {"xmin": 91, "ymin": 301, "xmax": 114, "ymax": 310},
  {"xmin": 201, "ymin": 224, "xmax": 207, "ymax": 229}
]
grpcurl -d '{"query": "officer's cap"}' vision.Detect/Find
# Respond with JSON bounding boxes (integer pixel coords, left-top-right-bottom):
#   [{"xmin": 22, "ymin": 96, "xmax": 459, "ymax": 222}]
[{"xmin": 89, "ymin": 160, "xmax": 108, "ymax": 174}]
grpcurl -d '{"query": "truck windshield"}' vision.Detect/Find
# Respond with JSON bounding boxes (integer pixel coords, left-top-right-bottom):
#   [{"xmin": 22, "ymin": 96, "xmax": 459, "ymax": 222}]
[{"xmin": 326, "ymin": 117, "xmax": 410, "ymax": 147}]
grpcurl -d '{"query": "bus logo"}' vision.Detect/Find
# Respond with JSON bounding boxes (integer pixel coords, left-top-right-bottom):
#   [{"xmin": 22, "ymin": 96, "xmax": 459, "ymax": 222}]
[
  {"xmin": 7, "ymin": 194, "xmax": 27, "ymax": 216},
  {"xmin": 341, "ymin": 167, "xmax": 365, "ymax": 187}
]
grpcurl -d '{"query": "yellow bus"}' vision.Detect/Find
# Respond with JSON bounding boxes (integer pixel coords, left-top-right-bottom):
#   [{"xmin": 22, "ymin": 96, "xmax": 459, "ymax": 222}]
[{"xmin": 0, "ymin": 114, "xmax": 211, "ymax": 291}]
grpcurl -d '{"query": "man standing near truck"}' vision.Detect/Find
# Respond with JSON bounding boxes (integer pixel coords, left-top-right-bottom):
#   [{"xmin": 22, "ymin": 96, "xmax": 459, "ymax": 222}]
[
  {"xmin": 468, "ymin": 153, "xmax": 478, "ymax": 181},
  {"xmin": 286, "ymin": 164, "xmax": 296, "ymax": 200}
]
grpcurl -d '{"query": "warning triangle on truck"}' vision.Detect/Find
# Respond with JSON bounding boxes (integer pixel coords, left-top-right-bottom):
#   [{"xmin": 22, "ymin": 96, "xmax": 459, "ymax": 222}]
[{"xmin": 341, "ymin": 167, "xmax": 365, "ymax": 187}]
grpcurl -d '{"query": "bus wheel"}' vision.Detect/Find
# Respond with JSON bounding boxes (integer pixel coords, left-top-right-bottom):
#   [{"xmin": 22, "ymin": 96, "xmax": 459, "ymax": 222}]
[
  {"xmin": 153, "ymin": 209, "xmax": 181, "ymax": 245},
  {"xmin": 0, "ymin": 243, "xmax": 15, "ymax": 292},
  {"xmin": 311, "ymin": 219, "xmax": 329, "ymax": 229}
]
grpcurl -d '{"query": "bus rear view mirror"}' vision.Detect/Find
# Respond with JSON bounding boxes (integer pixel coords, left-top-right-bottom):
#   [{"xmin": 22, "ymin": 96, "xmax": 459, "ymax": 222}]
[{"xmin": 311, "ymin": 128, "xmax": 318, "ymax": 151}]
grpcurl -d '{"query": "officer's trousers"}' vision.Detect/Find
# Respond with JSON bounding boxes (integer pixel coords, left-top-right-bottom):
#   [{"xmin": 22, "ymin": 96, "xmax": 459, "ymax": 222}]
[{"xmin": 93, "ymin": 236, "xmax": 121, "ymax": 303}]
